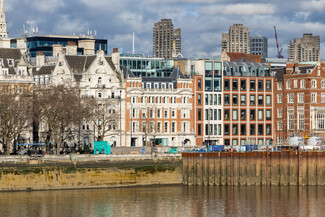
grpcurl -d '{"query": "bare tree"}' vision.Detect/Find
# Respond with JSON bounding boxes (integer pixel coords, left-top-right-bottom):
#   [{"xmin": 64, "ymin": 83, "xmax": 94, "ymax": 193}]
[
  {"xmin": 36, "ymin": 85, "xmax": 89, "ymax": 154},
  {"xmin": 0, "ymin": 92, "xmax": 31, "ymax": 155},
  {"xmin": 86, "ymin": 98, "xmax": 119, "ymax": 141}
]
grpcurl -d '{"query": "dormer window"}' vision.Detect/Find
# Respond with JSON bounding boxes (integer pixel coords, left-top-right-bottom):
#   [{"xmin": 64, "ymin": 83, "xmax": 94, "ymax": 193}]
[
  {"xmin": 161, "ymin": 83, "xmax": 166, "ymax": 89},
  {"xmin": 2, "ymin": 68, "xmax": 8, "ymax": 75},
  {"xmin": 7, "ymin": 59, "xmax": 14, "ymax": 66},
  {"xmin": 169, "ymin": 83, "xmax": 173, "ymax": 89}
]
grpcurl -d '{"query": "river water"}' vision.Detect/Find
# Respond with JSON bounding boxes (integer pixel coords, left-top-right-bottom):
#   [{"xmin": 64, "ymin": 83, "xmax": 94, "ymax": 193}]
[{"xmin": 1, "ymin": 186, "xmax": 325, "ymax": 217}]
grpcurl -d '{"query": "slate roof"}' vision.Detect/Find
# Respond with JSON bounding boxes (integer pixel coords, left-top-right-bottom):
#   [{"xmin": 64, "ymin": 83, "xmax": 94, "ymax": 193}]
[
  {"xmin": 33, "ymin": 65, "xmax": 55, "ymax": 76},
  {"xmin": 272, "ymin": 67, "xmax": 286, "ymax": 82},
  {"xmin": 0, "ymin": 48, "xmax": 24, "ymax": 75},
  {"xmin": 65, "ymin": 55, "xmax": 96, "ymax": 73},
  {"xmin": 169, "ymin": 67, "xmax": 188, "ymax": 79},
  {"xmin": 297, "ymin": 65, "xmax": 315, "ymax": 74},
  {"xmin": 123, "ymin": 67, "xmax": 135, "ymax": 78}
]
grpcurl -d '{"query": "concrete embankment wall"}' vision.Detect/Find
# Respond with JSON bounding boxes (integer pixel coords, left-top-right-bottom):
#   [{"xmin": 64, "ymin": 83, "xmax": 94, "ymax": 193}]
[
  {"xmin": 182, "ymin": 152, "xmax": 325, "ymax": 186},
  {"xmin": 0, "ymin": 154, "xmax": 182, "ymax": 191}
]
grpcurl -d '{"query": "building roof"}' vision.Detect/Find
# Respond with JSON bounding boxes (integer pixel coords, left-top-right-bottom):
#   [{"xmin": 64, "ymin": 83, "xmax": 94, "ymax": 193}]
[
  {"xmin": 33, "ymin": 65, "xmax": 55, "ymax": 76},
  {"xmin": 65, "ymin": 55, "xmax": 96, "ymax": 73},
  {"xmin": 272, "ymin": 67, "xmax": 286, "ymax": 82},
  {"xmin": 170, "ymin": 67, "xmax": 188, "ymax": 79},
  {"xmin": 223, "ymin": 52, "xmax": 261, "ymax": 63}
]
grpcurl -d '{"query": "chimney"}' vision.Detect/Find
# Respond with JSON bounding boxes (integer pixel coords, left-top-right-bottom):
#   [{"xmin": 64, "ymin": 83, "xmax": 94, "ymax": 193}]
[
  {"xmin": 111, "ymin": 48, "xmax": 120, "ymax": 69},
  {"xmin": 36, "ymin": 51, "xmax": 45, "ymax": 69},
  {"xmin": 66, "ymin": 41, "xmax": 77, "ymax": 55}
]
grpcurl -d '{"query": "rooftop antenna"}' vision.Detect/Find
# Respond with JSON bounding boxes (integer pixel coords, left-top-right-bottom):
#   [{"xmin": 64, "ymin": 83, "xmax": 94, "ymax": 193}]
[{"xmin": 132, "ymin": 32, "xmax": 135, "ymax": 55}]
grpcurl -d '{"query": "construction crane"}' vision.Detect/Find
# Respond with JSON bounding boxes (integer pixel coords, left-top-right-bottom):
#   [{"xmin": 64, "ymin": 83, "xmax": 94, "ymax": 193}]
[{"xmin": 274, "ymin": 26, "xmax": 284, "ymax": 58}]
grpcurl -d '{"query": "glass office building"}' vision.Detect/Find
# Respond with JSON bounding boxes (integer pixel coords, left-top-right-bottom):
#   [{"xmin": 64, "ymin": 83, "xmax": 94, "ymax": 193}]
[{"xmin": 25, "ymin": 36, "xmax": 107, "ymax": 57}]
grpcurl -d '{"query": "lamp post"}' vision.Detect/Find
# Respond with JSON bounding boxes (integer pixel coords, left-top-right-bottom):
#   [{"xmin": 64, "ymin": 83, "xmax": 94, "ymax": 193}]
[{"xmin": 119, "ymin": 89, "xmax": 122, "ymax": 147}]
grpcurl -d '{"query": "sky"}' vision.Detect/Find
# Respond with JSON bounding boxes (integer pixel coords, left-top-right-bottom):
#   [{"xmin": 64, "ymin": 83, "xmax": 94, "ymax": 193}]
[{"xmin": 3, "ymin": 0, "xmax": 325, "ymax": 59}]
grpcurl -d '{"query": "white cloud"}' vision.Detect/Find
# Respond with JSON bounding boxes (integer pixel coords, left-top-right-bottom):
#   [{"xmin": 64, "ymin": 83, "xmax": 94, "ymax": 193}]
[
  {"xmin": 200, "ymin": 3, "xmax": 276, "ymax": 15},
  {"xmin": 53, "ymin": 15, "xmax": 89, "ymax": 35},
  {"xmin": 300, "ymin": 0, "xmax": 325, "ymax": 11},
  {"xmin": 28, "ymin": 0, "xmax": 65, "ymax": 13}
]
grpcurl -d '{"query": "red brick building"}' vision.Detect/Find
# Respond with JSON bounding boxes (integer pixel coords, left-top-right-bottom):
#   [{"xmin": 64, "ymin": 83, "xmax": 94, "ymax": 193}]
[{"xmin": 274, "ymin": 62, "xmax": 325, "ymax": 144}]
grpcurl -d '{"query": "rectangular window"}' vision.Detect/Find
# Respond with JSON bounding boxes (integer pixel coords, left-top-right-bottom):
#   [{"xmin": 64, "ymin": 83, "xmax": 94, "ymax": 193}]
[
  {"xmin": 198, "ymin": 109, "xmax": 202, "ymax": 120},
  {"xmin": 258, "ymin": 110, "xmax": 263, "ymax": 120},
  {"xmin": 172, "ymin": 122, "xmax": 176, "ymax": 133},
  {"xmin": 218, "ymin": 94, "xmax": 222, "ymax": 105},
  {"xmin": 321, "ymin": 93, "xmax": 325, "ymax": 104},
  {"xmin": 277, "ymin": 82, "xmax": 282, "ymax": 90},
  {"xmin": 277, "ymin": 94, "xmax": 282, "ymax": 103},
  {"xmin": 241, "ymin": 139, "xmax": 246, "ymax": 146},
  {"xmin": 233, "ymin": 109, "xmax": 238, "ymax": 120},
  {"xmin": 266, "ymin": 95, "xmax": 271, "ymax": 106},
  {"xmin": 198, "ymin": 94, "xmax": 202, "ymax": 105},
  {"xmin": 205, "ymin": 109, "xmax": 209, "ymax": 120},
  {"xmin": 218, "ymin": 109, "xmax": 221, "ymax": 120},
  {"xmin": 209, "ymin": 94, "xmax": 213, "ymax": 105},
  {"xmin": 266, "ymin": 124, "xmax": 271, "ymax": 135},
  {"xmin": 233, "ymin": 80, "xmax": 238, "ymax": 91},
  {"xmin": 287, "ymin": 94, "xmax": 294, "ymax": 103},
  {"xmin": 277, "ymin": 121, "xmax": 283, "ymax": 131},
  {"xmin": 224, "ymin": 79, "xmax": 230, "ymax": 90},
  {"xmin": 218, "ymin": 124, "xmax": 222, "ymax": 135},
  {"xmin": 288, "ymin": 111, "xmax": 294, "ymax": 130},
  {"xmin": 266, "ymin": 110, "xmax": 271, "ymax": 120},
  {"xmin": 250, "ymin": 109, "xmax": 255, "ymax": 120},
  {"xmin": 250, "ymin": 80, "xmax": 256, "ymax": 91},
  {"xmin": 214, "ymin": 124, "xmax": 217, "ymax": 135},
  {"xmin": 241, "ymin": 95, "xmax": 246, "ymax": 105},
  {"xmin": 164, "ymin": 122, "xmax": 169, "ymax": 133},
  {"xmin": 164, "ymin": 109, "xmax": 169, "ymax": 118},
  {"xmin": 258, "ymin": 80, "xmax": 263, "ymax": 91},
  {"xmin": 157, "ymin": 108, "xmax": 162, "ymax": 118},
  {"xmin": 241, "ymin": 109, "xmax": 246, "ymax": 120},
  {"xmin": 214, "ymin": 109, "xmax": 217, "ymax": 120},
  {"xmin": 241, "ymin": 80, "xmax": 246, "ymax": 91},
  {"xmin": 205, "ymin": 77, "xmax": 212, "ymax": 91},
  {"xmin": 233, "ymin": 124, "xmax": 238, "ymax": 135},
  {"xmin": 225, "ymin": 94, "xmax": 230, "ymax": 105},
  {"xmin": 250, "ymin": 124, "xmax": 256, "ymax": 135},
  {"xmin": 241, "ymin": 124, "xmax": 246, "ymax": 135},
  {"xmin": 312, "ymin": 93, "xmax": 317, "ymax": 103},
  {"xmin": 266, "ymin": 80, "xmax": 271, "ymax": 91},
  {"xmin": 198, "ymin": 124, "xmax": 201, "ymax": 135},
  {"xmin": 205, "ymin": 94, "xmax": 209, "ymax": 105},
  {"xmin": 296, "ymin": 93, "xmax": 303, "ymax": 103},
  {"xmin": 224, "ymin": 124, "xmax": 230, "ymax": 135},
  {"xmin": 225, "ymin": 109, "xmax": 230, "ymax": 120},
  {"xmin": 198, "ymin": 79, "xmax": 202, "ymax": 90},
  {"xmin": 214, "ymin": 94, "xmax": 217, "ymax": 105},
  {"xmin": 258, "ymin": 124, "xmax": 264, "ymax": 135},
  {"xmin": 233, "ymin": 139, "xmax": 238, "ymax": 146},
  {"xmin": 277, "ymin": 108, "xmax": 283, "ymax": 118},
  {"xmin": 171, "ymin": 108, "xmax": 176, "ymax": 118},
  {"xmin": 233, "ymin": 94, "xmax": 238, "ymax": 105},
  {"xmin": 258, "ymin": 95, "xmax": 263, "ymax": 106},
  {"xmin": 298, "ymin": 113, "xmax": 304, "ymax": 130},
  {"xmin": 250, "ymin": 95, "xmax": 255, "ymax": 105}
]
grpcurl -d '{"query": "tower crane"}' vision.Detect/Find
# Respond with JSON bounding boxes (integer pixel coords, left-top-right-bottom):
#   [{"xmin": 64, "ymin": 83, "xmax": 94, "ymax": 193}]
[{"xmin": 274, "ymin": 26, "xmax": 284, "ymax": 58}]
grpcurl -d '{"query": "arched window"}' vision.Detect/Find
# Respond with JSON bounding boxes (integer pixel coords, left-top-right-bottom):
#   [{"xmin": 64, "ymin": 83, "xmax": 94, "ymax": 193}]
[
  {"xmin": 321, "ymin": 80, "xmax": 325, "ymax": 89},
  {"xmin": 311, "ymin": 79, "xmax": 317, "ymax": 88},
  {"xmin": 300, "ymin": 79, "xmax": 306, "ymax": 89},
  {"xmin": 286, "ymin": 80, "xmax": 291, "ymax": 89}
]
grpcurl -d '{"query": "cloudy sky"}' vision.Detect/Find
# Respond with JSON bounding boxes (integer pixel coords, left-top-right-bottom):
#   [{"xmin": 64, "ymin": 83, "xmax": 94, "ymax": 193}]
[{"xmin": 4, "ymin": 0, "xmax": 325, "ymax": 59}]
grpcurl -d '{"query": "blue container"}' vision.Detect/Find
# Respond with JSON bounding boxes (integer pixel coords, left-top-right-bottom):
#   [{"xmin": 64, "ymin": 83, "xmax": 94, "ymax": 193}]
[{"xmin": 208, "ymin": 145, "xmax": 224, "ymax": 152}]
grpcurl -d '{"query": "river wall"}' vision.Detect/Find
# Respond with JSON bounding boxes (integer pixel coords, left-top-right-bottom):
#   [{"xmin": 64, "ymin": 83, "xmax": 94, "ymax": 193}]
[
  {"xmin": 182, "ymin": 152, "xmax": 325, "ymax": 186},
  {"xmin": 0, "ymin": 154, "xmax": 182, "ymax": 191}
]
